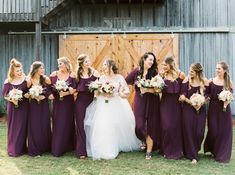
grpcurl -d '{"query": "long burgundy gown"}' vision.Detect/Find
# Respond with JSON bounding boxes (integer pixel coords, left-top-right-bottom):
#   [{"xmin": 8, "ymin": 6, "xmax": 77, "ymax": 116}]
[
  {"xmin": 181, "ymin": 82, "xmax": 208, "ymax": 161},
  {"xmin": 204, "ymin": 81, "xmax": 233, "ymax": 163},
  {"xmin": 125, "ymin": 68, "xmax": 160, "ymax": 148},
  {"xmin": 74, "ymin": 75, "xmax": 97, "ymax": 157},
  {"xmin": 50, "ymin": 75, "xmax": 76, "ymax": 157},
  {"xmin": 159, "ymin": 77, "xmax": 183, "ymax": 159},
  {"xmin": 2, "ymin": 80, "xmax": 28, "ymax": 156},
  {"xmin": 28, "ymin": 84, "xmax": 52, "ymax": 156}
]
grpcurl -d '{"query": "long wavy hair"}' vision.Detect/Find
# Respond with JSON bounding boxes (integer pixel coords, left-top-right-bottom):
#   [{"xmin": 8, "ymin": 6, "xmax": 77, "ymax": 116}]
[
  {"xmin": 163, "ymin": 57, "xmax": 180, "ymax": 80},
  {"xmin": 58, "ymin": 57, "xmax": 72, "ymax": 73},
  {"xmin": 138, "ymin": 52, "xmax": 158, "ymax": 79},
  {"xmin": 76, "ymin": 54, "xmax": 92, "ymax": 82},
  {"xmin": 189, "ymin": 63, "xmax": 206, "ymax": 95},
  {"xmin": 29, "ymin": 61, "xmax": 46, "ymax": 86},
  {"xmin": 218, "ymin": 61, "xmax": 232, "ymax": 90},
  {"xmin": 7, "ymin": 58, "xmax": 22, "ymax": 83},
  {"xmin": 105, "ymin": 59, "xmax": 118, "ymax": 75}
]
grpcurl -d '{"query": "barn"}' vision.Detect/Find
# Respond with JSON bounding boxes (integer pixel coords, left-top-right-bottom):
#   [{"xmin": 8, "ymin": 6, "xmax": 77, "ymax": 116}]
[{"xmin": 0, "ymin": 0, "xmax": 234, "ymax": 113}]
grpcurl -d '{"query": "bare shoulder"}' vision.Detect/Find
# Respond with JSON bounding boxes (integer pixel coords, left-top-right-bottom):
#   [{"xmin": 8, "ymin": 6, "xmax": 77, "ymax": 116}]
[
  {"xmin": 50, "ymin": 71, "xmax": 57, "ymax": 77},
  {"xmin": 116, "ymin": 74, "xmax": 125, "ymax": 79},
  {"xmin": 70, "ymin": 72, "xmax": 76, "ymax": 78},
  {"xmin": 93, "ymin": 70, "xmax": 100, "ymax": 77},
  {"xmin": 204, "ymin": 78, "xmax": 209, "ymax": 86},
  {"xmin": 179, "ymin": 71, "xmax": 186, "ymax": 80},
  {"xmin": 182, "ymin": 77, "xmax": 189, "ymax": 83},
  {"xmin": 25, "ymin": 75, "xmax": 31, "ymax": 82},
  {"xmin": 99, "ymin": 75, "xmax": 105, "ymax": 80},
  {"xmin": 4, "ymin": 79, "xmax": 9, "ymax": 84},
  {"xmin": 44, "ymin": 76, "xmax": 51, "ymax": 84}
]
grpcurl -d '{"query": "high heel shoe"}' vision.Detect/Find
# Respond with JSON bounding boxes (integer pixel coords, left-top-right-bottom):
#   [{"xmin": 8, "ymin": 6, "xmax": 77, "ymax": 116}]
[{"xmin": 145, "ymin": 152, "xmax": 152, "ymax": 160}]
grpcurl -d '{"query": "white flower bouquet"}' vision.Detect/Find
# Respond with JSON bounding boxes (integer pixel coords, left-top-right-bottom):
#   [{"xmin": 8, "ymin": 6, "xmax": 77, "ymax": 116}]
[
  {"xmin": 8, "ymin": 88, "xmax": 23, "ymax": 108},
  {"xmin": 89, "ymin": 80, "xmax": 114, "ymax": 103},
  {"xmin": 218, "ymin": 90, "xmax": 234, "ymax": 112},
  {"xmin": 88, "ymin": 80, "xmax": 102, "ymax": 92},
  {"xmin": 136, "ymin": 76, "xmax": 152, "ymax": 88},
  {"xmin": 29, "ymin": 85, "xmax": 44, "ymax": 103},
  {"xmin": 55, "ymin": 80, "xmax": 69, "ymax": 100},
  {"xmin": 150, "ymin": 75, "xmax": 165, "ymax": 91},
  {"xmin": 189, "ymin": 93, "xmax": 205, "ymax": 113},
  {"xmin": 136, "ymin": 75, "xmax": 165, "ymax": 94}
]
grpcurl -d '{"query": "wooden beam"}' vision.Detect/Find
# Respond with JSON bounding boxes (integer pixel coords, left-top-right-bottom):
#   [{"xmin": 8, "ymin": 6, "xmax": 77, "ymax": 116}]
[{"xmin": 35, "ymin": 0, "xmax": 41, "ymax": 60}]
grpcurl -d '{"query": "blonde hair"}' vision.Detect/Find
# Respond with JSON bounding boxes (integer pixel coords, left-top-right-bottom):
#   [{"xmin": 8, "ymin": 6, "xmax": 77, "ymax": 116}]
[
  {"xmin": 189, "ymin": 63, "xmax": 206, "ymax": 95},
  {"xmin": 58, "ymin": 57, "xmax": 72, "ymax": 73},
  {"xmin": 7, "ymin": 58, "xmax": 22, "ymax": 83}
]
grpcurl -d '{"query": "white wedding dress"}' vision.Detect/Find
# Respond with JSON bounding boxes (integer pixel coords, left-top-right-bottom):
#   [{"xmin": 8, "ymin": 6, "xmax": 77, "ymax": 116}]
[{"xmin": 84, "ymin": 74, "xmax": 140, "ymax": 160}]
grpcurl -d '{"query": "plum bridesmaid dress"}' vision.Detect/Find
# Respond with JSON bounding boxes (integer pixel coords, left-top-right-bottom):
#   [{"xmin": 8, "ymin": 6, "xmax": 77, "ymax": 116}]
[
  {"xmin": 27, "ymin": 84, "xmax": 52, "ymax": 156},
  {"xmin": 204, "ymin": 80, "xmax": 233, "ymax": 163},
  {"xmin": 181, "ymin": 82, "xmax": 208, "ymax": 161},
  {"xmin": 159, "ymin": 77, "xmax": 183, "ymax": 159},
  {"xmin": 2, "ymin": 80, "xmax": 29, "ymax": 156},
  {"xmin": 126, "ymin": 68, "xmax": 160, "ymax": 148},
  {"xmin": 74, "ymin": 75, "xmax": 97, "ymax": 157},
  {"xmin": 50, "ymin": 74, "xmax": 76, "ymax": 157}
]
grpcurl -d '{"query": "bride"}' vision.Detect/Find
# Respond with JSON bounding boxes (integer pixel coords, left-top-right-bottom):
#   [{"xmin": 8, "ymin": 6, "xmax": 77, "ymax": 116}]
[{"xmin": 84, "ymin": 59, "xmax": 140, "ymax": 160}]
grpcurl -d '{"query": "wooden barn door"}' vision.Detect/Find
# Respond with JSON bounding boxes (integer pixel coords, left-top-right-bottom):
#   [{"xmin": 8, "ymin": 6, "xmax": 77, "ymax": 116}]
[{"xmin": 59, "ymin": 34, "xmax": 179, "ymax": 103}]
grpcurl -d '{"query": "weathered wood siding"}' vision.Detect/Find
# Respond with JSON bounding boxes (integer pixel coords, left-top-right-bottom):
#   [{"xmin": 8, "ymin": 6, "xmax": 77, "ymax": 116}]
[
  {"xmin": 1, "ymin": 0, "xmax": 235, "ymax": 113},
  {"xmin": 49, "ymin": 0, "xmax": 230, "ymax": 29},
  {"xmin": 0, "ymin": 0, "xmax": 64, "ymax": 21},
  {"xmin": 0, "ymin": 34, "xmax": 58, "ymax": 91}
]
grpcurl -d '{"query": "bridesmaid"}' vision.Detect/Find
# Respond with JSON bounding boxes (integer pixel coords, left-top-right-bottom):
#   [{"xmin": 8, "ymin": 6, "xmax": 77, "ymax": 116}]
[
  {"xmin": 74, "ymin": 54, "xmax": 99, "ymax": 159},
  {"xmin": 159, "ymin": 57, "xmax": 185, "ymax": 160},
  {"xmin": 50, "ymin": 57, "xmax": 76, "ymax": 157},
  {"xmin": 125, "ymin": 52, "xmax": 160, "ymax": 159},
  {"xmin": 26, "ymin": 61, "xmax": 52, "ymax": 156},
  {"xmin": 2, "ymin": 58, "xmax": 28, "ymax": 156},
  {"xmin": 179, "ymin": 63, "xmax": 209, "ymax": 164},
  {"xmin": 204, "ymin": 61, "xmax": 233, "ymax": 163}
]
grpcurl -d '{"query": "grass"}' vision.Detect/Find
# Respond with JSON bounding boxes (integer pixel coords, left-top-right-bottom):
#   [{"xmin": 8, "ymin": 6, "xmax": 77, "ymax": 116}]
[{"xmin": 0, "ymin": 124, "xmax": 234, "ymax": 175}]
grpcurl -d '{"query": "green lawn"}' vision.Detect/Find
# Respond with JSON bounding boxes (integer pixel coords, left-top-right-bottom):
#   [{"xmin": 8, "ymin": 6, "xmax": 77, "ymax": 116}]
[{"xmin": 0, "ymin": 124, "xmax": 234, "ymax": 175}]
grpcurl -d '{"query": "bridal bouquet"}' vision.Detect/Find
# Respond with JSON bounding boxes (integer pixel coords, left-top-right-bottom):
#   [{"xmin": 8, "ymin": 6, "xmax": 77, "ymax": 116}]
[
  {"xmin": 100, "ymin": 82, "xmax": 115, "ymax": 94},
  {"xmin": 29, "ymin": 85, "xmax": 44, "ymax": 103},
  {"xmin": 8, "ymin": 88, "xmax": 23, "ymax": 108},
  {"xmin": 55, "ymin": 80, "xmax": 69, "ymax": 100},
  {"xmin": 89, "ymin": 81, "xmax": 114, "ymax": 103},
  {"xmin": 100, "ymin": 82, "xmax": 115, "ymax": 103},
  {"xmin": 189, "ymin": 93, "xmax": 205, "ymax": 113},
  {"xmin": 218, "ymin": 90, "xmax": 234, "ymax": 112}
]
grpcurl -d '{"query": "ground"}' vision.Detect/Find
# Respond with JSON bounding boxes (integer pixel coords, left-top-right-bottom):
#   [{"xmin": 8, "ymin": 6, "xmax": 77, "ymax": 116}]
[{"xmin": 0, "ymin": 123, "xmax": 234, "ymax": 175}]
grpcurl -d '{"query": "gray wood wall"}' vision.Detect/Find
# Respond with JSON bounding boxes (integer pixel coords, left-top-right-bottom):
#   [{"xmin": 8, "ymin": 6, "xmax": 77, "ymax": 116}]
[
  {"xmin": 0, "ymin": 34, "xmax": 58, "ymax": 90},
  {"xmin": 48, "ymin": 0, "xmax": 230, "ymax": 29},
  {"xmin": 1, "ymin": 0, "xmax": 235, "ymax": 113}
]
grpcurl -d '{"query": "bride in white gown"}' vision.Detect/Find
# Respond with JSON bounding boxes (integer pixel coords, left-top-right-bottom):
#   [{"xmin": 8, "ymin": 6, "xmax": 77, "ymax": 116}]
[{"xmin": 84, "ymin": 59, "xmax": 140, "ymax": 160}]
